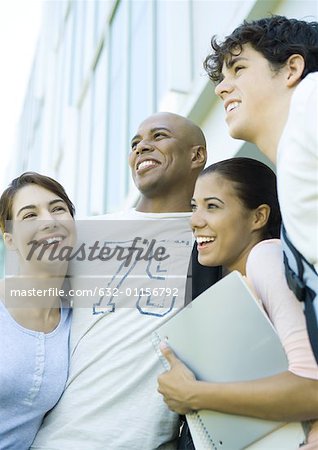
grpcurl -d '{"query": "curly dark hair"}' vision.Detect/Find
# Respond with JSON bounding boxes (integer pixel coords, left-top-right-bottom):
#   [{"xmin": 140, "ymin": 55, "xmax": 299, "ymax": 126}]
[{"xmin": 204, "ymin": 15, "xmax": 318, "ymax": 83}]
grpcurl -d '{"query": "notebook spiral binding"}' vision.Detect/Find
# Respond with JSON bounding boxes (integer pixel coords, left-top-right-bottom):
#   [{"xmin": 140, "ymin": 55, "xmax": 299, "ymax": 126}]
[
  {"xmin": 152, "ymin": 332, "xmax": 170, "ymax": 370},
  {"xmin": 152, "ymin": 331, "xmax": 218, "ymax": 450},
  {"xmin": 187, "ymin": 412, "xmax": 218, "ymax": 449}
]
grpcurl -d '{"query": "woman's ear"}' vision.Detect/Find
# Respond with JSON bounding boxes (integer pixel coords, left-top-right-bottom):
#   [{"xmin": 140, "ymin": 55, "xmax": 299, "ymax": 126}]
[
  {"xmin": 251, "ymin": 204, "xmax": 271, "ymax": 231},
  {"xmin": 3, "ymin": 233, "xmax": 17, "ymax": 251}
]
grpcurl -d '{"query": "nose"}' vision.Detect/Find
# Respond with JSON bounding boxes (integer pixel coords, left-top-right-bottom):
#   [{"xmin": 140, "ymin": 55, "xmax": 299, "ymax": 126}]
[
  {"xmin": 135, "ymin": 141, "xmax": 154, "ymax": 156},
  {"xmin": 214, "ymin": 78, "xmax": 233, "ymax": 98},
  {"xmin": 190, "ymin": 208, "xmax": 207, "ymax": 230},
  {"xmin": 38, "ymin": 211, "xmax": 58, "ymax": 231}
]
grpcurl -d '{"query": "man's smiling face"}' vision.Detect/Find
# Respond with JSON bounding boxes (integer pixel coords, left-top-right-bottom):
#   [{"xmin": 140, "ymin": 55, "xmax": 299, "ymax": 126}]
[
  {"xmin": 214, "ymin": 44, "xmax": 288, "ymax": 149},
  {"xmin": 129, "ymin": 113, "xmax": 197, "ymax": 197}
]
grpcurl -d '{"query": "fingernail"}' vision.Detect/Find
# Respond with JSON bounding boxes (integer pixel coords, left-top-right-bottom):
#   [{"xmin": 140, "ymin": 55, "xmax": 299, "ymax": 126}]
[{"xmin": 159, "ymin": 340, "xmax": 168, "ymax": 350}]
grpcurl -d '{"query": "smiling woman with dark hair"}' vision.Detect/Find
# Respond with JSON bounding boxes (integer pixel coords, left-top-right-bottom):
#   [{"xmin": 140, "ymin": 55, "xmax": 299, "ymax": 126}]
[
  {"xmin": 158, "ymin": 158, "xmax": 318, "ymax": 449},
  {"xmin": 0, "ymin": 172, "xmax": 75, "ymax": 450}
]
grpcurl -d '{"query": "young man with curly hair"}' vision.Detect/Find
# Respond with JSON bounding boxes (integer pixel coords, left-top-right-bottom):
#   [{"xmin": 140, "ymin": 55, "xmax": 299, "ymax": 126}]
[{"xmin": 204, "ymin": 15, "xmax": 318, "ymax": 362}]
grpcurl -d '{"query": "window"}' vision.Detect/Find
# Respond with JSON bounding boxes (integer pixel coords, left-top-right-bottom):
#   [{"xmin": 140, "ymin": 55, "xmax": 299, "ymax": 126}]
[
  {"xmin": 89, "ymin": 44, "xmax": 108, "ymax": 215},
  {"xmin": 105, "ymin": 0, "xmax": 129, "ymax": 212}
]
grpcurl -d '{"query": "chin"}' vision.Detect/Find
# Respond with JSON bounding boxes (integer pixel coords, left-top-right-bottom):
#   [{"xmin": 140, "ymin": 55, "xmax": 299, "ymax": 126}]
[
  {"xmin": 198, "ymin": 254, "xmax": 216, "ymax": 268},
  {"xmin": 229, "ymin": 124, "xmax": 252, "ymax": 142},
  {"xmin": 136, "ymin": 179, "xmax": 162, "ymax": 196},
  {"xmin": 229, "ymin": 127, "xmax": 243, "ymax": 140}
]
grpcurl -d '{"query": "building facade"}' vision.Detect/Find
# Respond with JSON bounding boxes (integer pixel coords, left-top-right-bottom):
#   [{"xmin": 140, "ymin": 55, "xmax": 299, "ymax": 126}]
[{"xmin": 9, "ymin": 0, "xmax": 318, "ymax": 216}]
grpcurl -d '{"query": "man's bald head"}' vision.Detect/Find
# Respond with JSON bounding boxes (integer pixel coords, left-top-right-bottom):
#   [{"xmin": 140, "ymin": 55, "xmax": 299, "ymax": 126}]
[
  {"xmin": 138, "ymin": 112, "xmax": 206, "ymax": 149},
  {"xmin": 129, "ymin": 111, "xmax": 207, "ymax": 212}
]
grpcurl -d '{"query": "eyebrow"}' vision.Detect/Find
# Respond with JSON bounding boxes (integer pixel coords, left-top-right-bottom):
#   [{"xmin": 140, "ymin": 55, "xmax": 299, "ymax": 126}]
[
  {"xmin": 131, "ymin": 127, "xmax": 171, "ymax": 144},
  {"xmin": 17, "ymin": 199, "xmax": 65, "ymax": 217},
  {"xmin": 191, "ymin": 196, "xmax": 225, "ymax": 204},
  {"xmin": 225, "ymin": 56, "xmax": 249, "ymax": 69},
  {"xmin": 203, "ymin": 196, "xmax": 225, "ymax": 204}
]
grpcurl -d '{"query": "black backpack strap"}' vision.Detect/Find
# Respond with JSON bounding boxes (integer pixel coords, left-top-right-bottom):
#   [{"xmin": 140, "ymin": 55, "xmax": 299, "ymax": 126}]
[
  {"xmin": 181, "ymin": 245, "xmax": 221, "ymax": 449},
  {"xmin": 184, "ymin": 244, "xmax": 222, "ymax": 306},
  {"xmin": 281, "ymin": 224, "xmax": 318, "ymax": 363},
  {"xmin": 303, "ymin": 288, "xmax": 318, "ymax": 364}
]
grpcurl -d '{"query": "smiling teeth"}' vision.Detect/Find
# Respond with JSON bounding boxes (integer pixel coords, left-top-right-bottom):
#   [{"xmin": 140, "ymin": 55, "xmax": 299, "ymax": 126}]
[
  {"xmin": 43, "ymin": 237, "xmax": 64, "ymax": 245},
  {"xmin": 196, "ymin": 237, "xmax": 215, "ymax": 244},
  {"xmin": 138, "ymin": 160, "xmax": 158, "ymax": 170},
  {"xmin": 226, "ymin": 101, "xmax": 239, "ymax": 113}
]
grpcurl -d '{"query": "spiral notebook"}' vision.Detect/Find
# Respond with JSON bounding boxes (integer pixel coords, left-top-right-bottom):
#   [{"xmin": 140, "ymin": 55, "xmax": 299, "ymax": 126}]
[{"xmin": 152, "ymin": 271, "xmax": 305, "ymax": 450}]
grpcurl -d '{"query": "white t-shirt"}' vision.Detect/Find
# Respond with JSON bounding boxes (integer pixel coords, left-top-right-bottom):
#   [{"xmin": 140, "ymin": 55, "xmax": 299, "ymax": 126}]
[
  {"xmin": 32, "ymin": 210, "xmax": 192, "ymax": 450},
  {"xmin": 277, "ymin": 72, "xmax": 318, "ymax": 272}
]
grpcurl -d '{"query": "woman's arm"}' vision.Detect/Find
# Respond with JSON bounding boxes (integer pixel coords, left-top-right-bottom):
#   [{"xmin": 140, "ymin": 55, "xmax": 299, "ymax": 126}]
[
  {"xmin": 158, "ymin": 241, "xmax": 318, "ymax": 421},
  {"xmin": 158, "ymin": 344, "xmax": 318, "ymax": 420}
]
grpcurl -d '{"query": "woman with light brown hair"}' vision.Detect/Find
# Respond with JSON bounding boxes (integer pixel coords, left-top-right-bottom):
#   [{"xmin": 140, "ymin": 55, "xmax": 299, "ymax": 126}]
[{"xmin": 0, "ymin": 172, "xmax": 75, "ymax": 450}]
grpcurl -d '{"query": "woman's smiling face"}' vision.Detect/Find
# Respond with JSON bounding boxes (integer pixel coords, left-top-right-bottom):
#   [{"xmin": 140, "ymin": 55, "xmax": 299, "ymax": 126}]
[
  {"xmin": 190, "ymin": 173, "xmax": 260, "ymax": 274},
  {"xmin": 5, "ymin": 184, "xmax": 75, "ymax": 272}
]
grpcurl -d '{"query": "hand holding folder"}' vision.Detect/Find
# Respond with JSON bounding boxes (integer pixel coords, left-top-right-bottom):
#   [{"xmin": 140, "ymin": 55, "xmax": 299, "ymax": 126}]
[
  {"xmin": 153, "ymin": 271, "xmax": 305, "ymax": 450},
  {"xmin": 158, "ymin": 341, "xmax": 197, "ymax": 415}
]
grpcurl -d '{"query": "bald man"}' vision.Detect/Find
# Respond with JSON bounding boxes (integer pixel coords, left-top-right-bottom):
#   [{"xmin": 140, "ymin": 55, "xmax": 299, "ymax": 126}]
[
  {"xmin": 130, "ymin": 112, "xmax": 207, "ymax": 213},
  {"xmin": 32, "ymin": 112, "xmax": 220, "ymax": 450}
]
